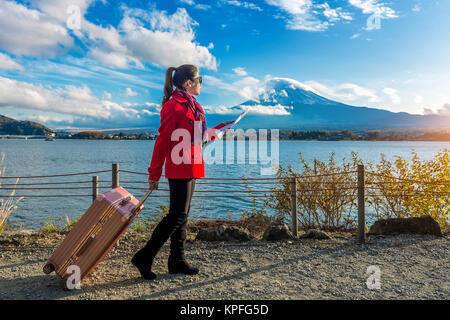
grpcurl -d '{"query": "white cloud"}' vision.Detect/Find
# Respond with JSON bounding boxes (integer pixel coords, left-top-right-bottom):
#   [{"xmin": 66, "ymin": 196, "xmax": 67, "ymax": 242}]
[
  {"xmin": 350, "ymin": 33, "xmax": 361, "ymax": 39},
  {"xmin": 202, "ymin": 105, "xmax": 236, "ymax": 114},
  {"xmin": 28, "ymin": 114, "xmax": 69, "ymax": 124},
  {"xmin": 204, "ymin": 103, "xmax": 291, "ymax": 115},
  {"xmin": 0, "ymin": 53, "xmax": 24, "ymax": 70},
  {"xmin": 179, "ymin": 0, "xmax": 211, "ymax": 10},
  {"xmin": 423, "ymin": 104, "xmax": 450, "ymax": 116},
  {"xmin": 0, "ymin": 76, "xmax": 160, "ymax": 124},
  {"xmin": 383, "ymin": 87, "xmax": 400, "ymax": 104},
  {"xmin": 232, "ymin": 67, "xmax": 248, "ymax": 76},
  {"xmin": 29, "ymin": 0, "xmax": 95, "ymax": 22},
  {"xmin": 348, "ymin": 0, "xmax": 398, "ymax": 19},
  {"xmin": 412, "ymin": 4, "xmax": 421, "ymax": 13},
  {"xmin": 118, "ymin": 7, "xmax": 217, "ymax": 70},
  {"xmin": 125, "ymin": 87, "xmax": 138, "ymax": 97},
  {"xmin": 220, "ymin": 0, "xmax": 263, "ymax": 11},
  {"xmin": 305, "ymin": 80, "xmax": 379, "ymax": 103},
  {"xmin": 239, "ymin": 104, "xmax": 291, "ymax": 115},
  {"xmin": 0, "ymin": 0, "xmax": 73, "ymax": 57},
  {"xmin": 316, "ymin": 3, "xmax": 353, "ymax": 22},
  {"xmin": 438, "ymin": 104, "xmax": 450, "ymax": 115},
  {"xmin": 414, "ymin": 95, "xmax": 423, "ymax": 104},
  {"xmin": 204, "ymin": 75, "xmax": 260, "ymax": 100},
  {"xmin": 89, "ymin": 47, "xmax": 143, "ymax": 70},
  {"xmin": 1, "ymin": 1, "xmax": 216, "ymax": 70},
  {"xmin": 264, "ymin": 0, "xmax": 353, "ymax": 31},
  {"xmin": 265, "ymin": 0, "xmax": 327, "ymax": 31},
  {"xmin": 348, "ymin": 1, "xmax": 398, "ymax": 31},
  {"xmin": 0, "ymin": 76, "xmax": 114, "ymax": 117},
  {"xmin": 103, "ymin": 91, "xmax": 112, "ymax": 99}
]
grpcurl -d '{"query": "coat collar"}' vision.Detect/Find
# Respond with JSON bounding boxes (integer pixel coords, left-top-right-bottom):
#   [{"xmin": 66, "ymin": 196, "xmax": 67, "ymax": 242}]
[
  {"xmin": 172, "ymin": 91, "xmax": 204, "ymax": 119},
  {"xmin": 172, "ymin": 91, "xmax": 187, "ymax": 104}
]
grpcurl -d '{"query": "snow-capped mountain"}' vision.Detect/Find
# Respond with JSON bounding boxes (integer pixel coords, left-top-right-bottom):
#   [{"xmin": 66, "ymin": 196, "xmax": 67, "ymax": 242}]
[
  {"xmin": 243, "ymin": 78, "xmax": 336, "ymax": 107},
  {"xmin": 215, "ymin": 78, "xmax": 450, "ymax": 130}
]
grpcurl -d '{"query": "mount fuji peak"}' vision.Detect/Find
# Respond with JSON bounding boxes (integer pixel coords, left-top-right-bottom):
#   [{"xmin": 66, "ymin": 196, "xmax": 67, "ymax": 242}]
[
  {"xmin": 224, "ymin": 78, "xmax": 450, "ymax": 130},
  {"xmin": 242, "ymin": 78, "xmax": 336, "ymax": 108}
]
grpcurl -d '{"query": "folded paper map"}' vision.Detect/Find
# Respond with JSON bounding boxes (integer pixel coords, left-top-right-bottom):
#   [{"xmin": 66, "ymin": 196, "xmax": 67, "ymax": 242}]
[{"xmin": 202, "ymin": 109, "xmax": 249, "ymax": 146}]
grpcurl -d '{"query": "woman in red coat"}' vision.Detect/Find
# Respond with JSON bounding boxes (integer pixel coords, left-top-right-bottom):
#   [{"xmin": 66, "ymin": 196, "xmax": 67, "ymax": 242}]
[{"xmin": 131, "ymin": 64, "xmax": 231, "ymax": 280}]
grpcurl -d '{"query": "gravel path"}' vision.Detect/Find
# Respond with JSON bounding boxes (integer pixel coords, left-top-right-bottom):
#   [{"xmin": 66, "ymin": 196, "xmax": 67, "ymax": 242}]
[{"xmin": 0, "ymin": 231, "xmax": 449, "ymax": 300}]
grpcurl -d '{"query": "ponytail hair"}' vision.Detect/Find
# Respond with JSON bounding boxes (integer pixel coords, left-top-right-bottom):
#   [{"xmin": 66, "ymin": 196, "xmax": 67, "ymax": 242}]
[
  {"xmin": 162, "ymin": 67, "xmax": 176, "ymax": 106},
  {"xmin": 161, "ymin": 64, "xmax": 198, "ymax": 106}
]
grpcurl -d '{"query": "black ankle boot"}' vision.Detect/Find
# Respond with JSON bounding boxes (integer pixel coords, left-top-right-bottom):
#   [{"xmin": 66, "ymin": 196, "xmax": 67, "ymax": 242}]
[
  {"xmin": 168, "ymin": 255, "xmax": 199, "ymax": 275},
  {"xmin": 131, "ymin": 249, "xmax": 157, "ymax": 280}
]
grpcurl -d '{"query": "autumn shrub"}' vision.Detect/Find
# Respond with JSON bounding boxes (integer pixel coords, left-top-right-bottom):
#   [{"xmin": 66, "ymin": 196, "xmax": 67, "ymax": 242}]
[
  {"xmin": 243, "ymin": 149, "xmax": 449, "ymax": 231},
  {"xmin": 244, "ymin": 152, "xmax": 361, "ymax": 231},
  {"xmin": 364, "ymin": 148, "xmax": 449, "ymax": 229}
]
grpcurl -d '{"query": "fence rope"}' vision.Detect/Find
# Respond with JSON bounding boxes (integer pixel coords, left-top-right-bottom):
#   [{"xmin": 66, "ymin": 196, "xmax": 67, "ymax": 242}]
[
  {"xmin": 0, "ymin": 167, "xmax": 446, "ymax": 199},
  {"xmin": 0, "ymin": 180, "xmax": 112, "ymax": 186},
  {"xmin": 119, "ymin": 180, "xmax": 355, "ymax": 185},
  {"xmin": 0, "ymin": 194, "xmax": 93, "ymax": 198},
  {"xmin": 119, "ymin": 169, "xmax": 358, "ymax": 180},
  {"xmin": 365, "ymin": 187, "xmax": 450, "ymax": 195},
  {"xmin": 365, "ymin": 171, "xmax": 450, "ymax": 185},
  {"xmin": 118, "ymin": 186, "xmax": 358, "ymax": 192},
  {"xmin": 0, "ymin": 186, "xmax": 112, "ymax": 190},
  {"xmin": 0, "ymin": 170, "xmax": 111, "ymax": 179}
]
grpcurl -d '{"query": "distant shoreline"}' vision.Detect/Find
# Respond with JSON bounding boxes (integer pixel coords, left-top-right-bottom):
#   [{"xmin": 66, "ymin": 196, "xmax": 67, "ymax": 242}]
[
  {"xmin": 1, "ymin": 128, "xmax": 450, "ymax": 141},
  {"xmin": 1, "ymin": 136, "xmax": 449, "ymax": 142}
]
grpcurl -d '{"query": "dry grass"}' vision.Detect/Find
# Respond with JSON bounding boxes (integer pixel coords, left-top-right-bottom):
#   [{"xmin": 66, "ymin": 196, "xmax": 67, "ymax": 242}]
[{"xmin": 0, "ymin": 152, "xmax": 23, "ymax": 236}]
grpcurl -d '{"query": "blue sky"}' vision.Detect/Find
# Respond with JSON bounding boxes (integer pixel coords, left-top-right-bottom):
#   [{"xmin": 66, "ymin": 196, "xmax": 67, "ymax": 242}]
[{"xmin": 0, "ymin": 0, "xmax": 449, "ymax": 130}]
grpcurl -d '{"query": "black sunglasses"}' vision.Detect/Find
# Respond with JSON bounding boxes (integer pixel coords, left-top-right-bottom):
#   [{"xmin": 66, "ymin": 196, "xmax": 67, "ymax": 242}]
[{"xmin": 192, "ymin": 76, "xmax": 202, "ymax": 84}]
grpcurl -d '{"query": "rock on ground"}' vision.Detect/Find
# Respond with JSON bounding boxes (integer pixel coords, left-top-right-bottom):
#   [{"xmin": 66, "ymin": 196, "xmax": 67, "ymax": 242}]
[
  {"xmin": 262, "ymin": 223, "xmax": 295, "ymax": 241},
  {"xmin": 195, "ymin": 225, "xmax": 254, "ymax": 242},
  {"xmin": 368, "ymin": 215, "xmax": 442, "ymax": 236},
  {"xmin": 300, "ymin": 229, "xmax": 332, "ymax": 240}
]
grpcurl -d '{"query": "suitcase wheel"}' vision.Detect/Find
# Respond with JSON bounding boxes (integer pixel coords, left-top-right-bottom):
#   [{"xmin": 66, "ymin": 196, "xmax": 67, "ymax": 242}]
[{"xmin": 43, "ymin": 263, "xmax": 55, "ymax": 274}]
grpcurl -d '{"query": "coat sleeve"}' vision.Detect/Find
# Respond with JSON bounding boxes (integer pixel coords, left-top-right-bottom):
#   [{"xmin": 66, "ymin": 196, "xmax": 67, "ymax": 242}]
[
  {"xmin": 205, "ymin": 121, "xmax": 230, "ymax": 143},
  {"xmin": 148, "ymin": 102, "xmax": 179, "ymax": 181}
]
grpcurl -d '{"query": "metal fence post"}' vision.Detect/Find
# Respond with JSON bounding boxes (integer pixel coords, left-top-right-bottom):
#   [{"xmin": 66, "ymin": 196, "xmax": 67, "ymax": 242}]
[
  {"xmin": 112, "ymin": 163, "xmax": 119, "ymax": 188},
  {"xmin": 92, "ymin": 176, "xmax": 98, "ymax": 202},
  {"xmin": 291, "ymin": 176, "xmax": 298, "ymax": 238},
  {"xmin": 357, "ymin": 164, "xmax": 365, "ymax": 244}
]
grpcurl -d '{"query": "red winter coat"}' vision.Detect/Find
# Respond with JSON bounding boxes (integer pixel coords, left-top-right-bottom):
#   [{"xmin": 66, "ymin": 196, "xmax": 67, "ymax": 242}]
[{"xmin": 148, "ymin": 91, "xmax": 207, "ymax": 181}]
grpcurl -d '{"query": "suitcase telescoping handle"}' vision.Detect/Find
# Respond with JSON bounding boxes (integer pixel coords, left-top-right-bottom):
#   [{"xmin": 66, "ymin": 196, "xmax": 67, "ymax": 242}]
[{"xmin": 132, "ymin": 189, "xmax": 153, "ymax": 215}]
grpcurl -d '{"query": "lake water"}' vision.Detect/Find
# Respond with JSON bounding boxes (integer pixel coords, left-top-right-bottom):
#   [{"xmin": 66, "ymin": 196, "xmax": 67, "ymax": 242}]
[{"xmin": 1, "ymin": 139, "xmax": 448, "ymax": 230}]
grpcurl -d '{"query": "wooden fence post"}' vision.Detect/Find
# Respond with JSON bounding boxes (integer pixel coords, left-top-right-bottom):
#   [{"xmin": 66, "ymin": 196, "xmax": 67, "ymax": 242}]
[
  {"xmin": 112, "ymin": 164, "xmax": 120, "ymax": 246},
  {"xmin": 92, "ymin": 176, "xmax": 98, "ymax": 202},
  {"xmin": 112, "ymin": 163, "xmax": 119, "ymax": 188},
  {"xmin": 291, "ymin": 176, "xmax": 298, "ymax": 238},
  {"xmin": 357, "ymin": 164, "xmax": 365, "ymax": 244}
]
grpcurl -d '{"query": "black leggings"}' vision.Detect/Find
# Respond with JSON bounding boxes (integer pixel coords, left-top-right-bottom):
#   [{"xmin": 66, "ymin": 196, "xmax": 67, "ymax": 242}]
[{"xmin": 139, "ymin": 178, "xmax": 196, "ymax": 259}]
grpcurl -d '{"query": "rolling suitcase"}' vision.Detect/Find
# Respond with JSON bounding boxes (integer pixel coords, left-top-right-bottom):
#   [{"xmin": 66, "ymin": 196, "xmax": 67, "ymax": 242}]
[{"xmin": 42, "ymin": 186, "xmax": 152, "ymax": 289}]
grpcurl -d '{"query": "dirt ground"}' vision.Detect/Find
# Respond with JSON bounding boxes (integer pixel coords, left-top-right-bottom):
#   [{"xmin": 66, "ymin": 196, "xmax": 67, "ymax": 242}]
[{"xmin": 0, "ymin": 227, "xmax": 448, "ymax": 300}]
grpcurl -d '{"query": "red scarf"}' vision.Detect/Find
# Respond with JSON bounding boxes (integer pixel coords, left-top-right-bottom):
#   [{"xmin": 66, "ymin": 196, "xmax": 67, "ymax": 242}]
[{"xmin": 174, "ymin": 87, "xmax": 206, "ymax": 140}]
